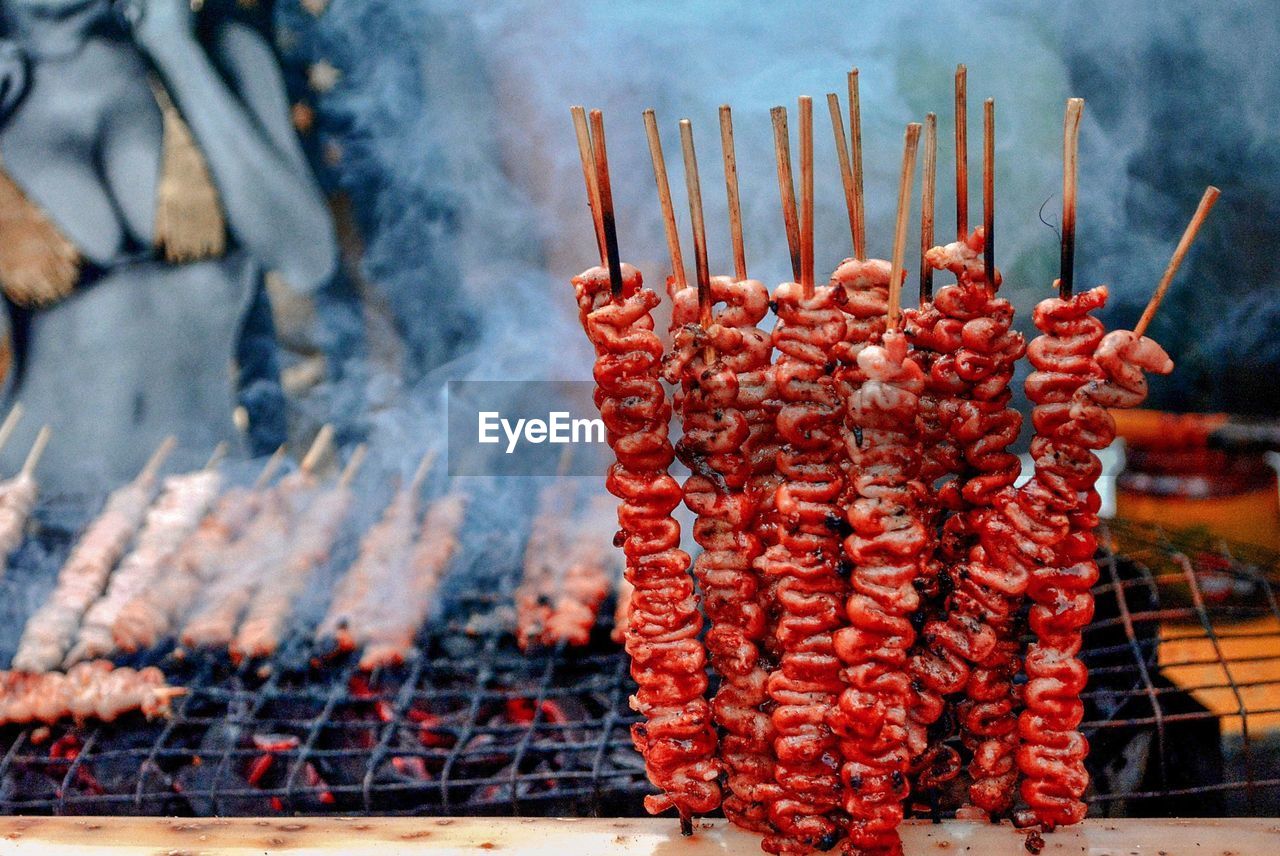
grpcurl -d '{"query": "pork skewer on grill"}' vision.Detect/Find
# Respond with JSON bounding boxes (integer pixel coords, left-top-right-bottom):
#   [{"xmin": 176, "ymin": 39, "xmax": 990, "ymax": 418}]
[
  {"xmin": 516, "ymin": 478, "xmax": 578, "ymax": 651},
  {"xmin": 542, "ymin": 493, "xmax": 618, "ymax": 647},
  {"xmin": 318, "ymin": 449, "xmax": 436, "ymax": 652},
  {"xmin": 65, "ymin": 444, "xmax": 229, "ymax": 665},
  {"xmin": 231, "ymin": 444, "xmax": 367, "ymax": 661},
  {"xmin": 832, "ymin": 121, "xmax": 924, "ymax": 856},
  {"xmin": 0, "ymin": 426, "xmax": 50, "ymax": 572},
  {"xmin": 612, "ymin": 576, "xmax": 633, "ymax": 645},
  {"xmin": 11, "ymin": 436, "xmax": 177, "ymax": 673},
  {"xmin": 179, "ymin": 427, "xmax": 334, "ymax": 650},
  {"xmin": 0, "ymin": 661, "xmax": 183, "ymax": 726},
  {"xmin": 113, "ymin": 447, "xmax": 288, "ymax": 653},
  {"xmin": 178, "ymin": 488, "xmax": 297, "ymax": 650},
  {"xmin": 1015, "ymin": 178, "xmax": 1215, "ymax": 834},
  {"xmin": 650, "ymin": 111, "xmax": 776, "ymax": 835},
  {"xmin": 757, "ymin": 99, "xmax": 848, "ymax": 855},
  {"xmin": 357, "ymin": 489, "xmax": 468, "ymax": 670},
  {"xmin": 569, "ymin": 106, "xmax": 720, "ymax": 831}
]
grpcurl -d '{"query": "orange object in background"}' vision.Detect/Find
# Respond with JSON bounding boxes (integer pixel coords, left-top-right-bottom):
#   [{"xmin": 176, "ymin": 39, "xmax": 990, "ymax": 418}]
[
  {"xmin": 1112, "ymin": 410, "xmax": 1280, "ymax": 552},
  {"xmin": 1114, "ymin": 411, "xmax": 1280, "ymax": 733},
  {"xmin": 1159, "ymin": 616, "xmax": 1280, "ymax": 735}
]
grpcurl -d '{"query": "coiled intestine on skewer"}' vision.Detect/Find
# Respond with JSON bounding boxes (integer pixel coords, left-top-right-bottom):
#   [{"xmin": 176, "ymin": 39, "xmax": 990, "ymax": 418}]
[
  {"xmin": 572, "ymin": 265, "xmax": 721, "ymax": 826},
  {"xmin": 664, "ymin": 274, "xmax": 777, "ymax": 833},
  {"xmin": 923, "ymin": 229, "xmax": 1012, "ymax": 552},
  {"xmin": 832, "ymin": 326, "xmax": 928, "ymax": 856},
  {"xmin": 898, "ymin": 240, "xmax": 977, "ymax": 791},
  {"xmin": 929, "ymin": 285, "xmax": 1098, "ymax": 822},
  {"xmin": 1019, "ymin": 180, "xmax": 1211, "ymax": 832},
  {"xmin": 932, "ymin": 231, "xmax": 1028, "ymax": 816},
  {"xmin": 756, "ymin": 279, "xmax": 849, "ymax": 855},
  {"xmin": 736, "ymin": 286, "xmax": 784, "ymax": 653},
  {"xmin": 899, "ymin": 228, "xmax": 1026, "ymax": 803},
  {"xmin": 1017, "ymin": 312, "xmax": 1173, "ymax": 830}
]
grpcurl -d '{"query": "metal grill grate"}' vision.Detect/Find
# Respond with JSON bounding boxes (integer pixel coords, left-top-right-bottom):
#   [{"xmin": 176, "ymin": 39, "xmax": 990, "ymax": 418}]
[{"xmin": 0, "ymin": 519, "xmax": 1277, "ymax": 818}]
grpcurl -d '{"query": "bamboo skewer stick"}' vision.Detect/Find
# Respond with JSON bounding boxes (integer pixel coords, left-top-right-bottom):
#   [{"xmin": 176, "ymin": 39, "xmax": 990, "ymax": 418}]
[
  {"xmin": 140, "ymin": 436, "xmax": 178, "ymax": 483},
  {"xmin": 20, "ymin": 426, "xmax": 50, "ymax": 479},
  {"xmin": 718, "ymin": 105, "xmax": 747, "ymax": 280},
  {"xmin": 204, "ymin": 442, "xmax": 228, "ymax": 470},
  {"xmin": 983, "ymin": 98, "xmax": 995, "ymax": 285},
  {"xmin": 1059, "ymin": 98, "xmax": 1084, "ymax": 298},
  {"xmin": 571, "ymin": 106, "xmax": 606, "ymax": 263},
  {"xmin": 849, "ymin": 69, "xmax": 867, "ymax": 260},
  {"xmin": 798, "ymin": 96, "xmax": 815, "ymax": 296},
  {"xmin": 920, "ymin": 112, "xmax": 938, "ymax": 303},
  {"xmin": 643, "ymin": 109, "xmax": 688, "ymax": 289},
  {"xmin": 253, "ymin": 445, "xmax": 288, "ymax": 490},
  {"xmin": 411, "ymin": 448, "xmax": 440, "ymax": 494},
  {"xmin": 679, "ymin": 120, "xmax": 716, "ymax": 365},
  {"xmin": 827, "ymin": 91, "xmax": 859, "ymax": 258},
  {"xmin": 300, "ymin": 424, "xmax": 335, "ymax": 476},
  {"xmin": 339, "ymin": 444, "xmax": 368, "ymax": 489},
  {"xmin": 0, "ymin": 404, "xmax": 23, "ymax": 459},
  {"xmin": 589, "ymin": 109, "xmax": 624, "ymax": 298},
  {"xmin": 554, "ymin": 445, "xmax": 573, "ymax": 480},
  {"xmin": 678, "ymin": 119, "xmax": 715, "ymax": 365},
  {"xmin": 887, "ymin": 123, "xmax": 923, "ymax": 330},
  {"xmin": 1134, "ymin": 186, "xmax": 1221, "ymax": 338},
  {"xmin": 770, "ymin": 106, "xmax": 802, "ymax": 282},
  {"xmin": 955, "ymin": 64, "xmax": 969, "ymax": 241}
]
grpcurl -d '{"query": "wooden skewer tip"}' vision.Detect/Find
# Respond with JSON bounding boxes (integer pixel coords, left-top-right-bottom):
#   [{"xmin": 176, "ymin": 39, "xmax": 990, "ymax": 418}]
[
  {"xmin": 301, "ymin": 424, "xmax": 336, "ymax": 475},
  {"xmin": 678, "ymin": 118, "xmax": 714, "ymax": 365},
  {"xmin": 571, "ymin": 105, "xmax": 606, "ymax": 264},
  {"xmin": 555, "ymin": 444, "xmax": 576, "ymax": 479},
  {"xmin": 718, "ymin": 104, "xmax": 747, "ymax": 280},
  {"xmin": 770, "ymin": 105, "xmax": 802, "ymax": 282},
  {"xmin": 339, "ymin": 443, "xmax": 369, "ymax": 488},
  {"xmin": 888, "ymin": 123, "xmax": 923, "ymax": 329},
  {"xmin": 982, "ymin": 98, "xmax": 995, "ymax": 283},
  {"xmin": 140, "ymin": 435, "xmax": 179, "ymax": 482},
  {"xmin": 0, "ymin": 403, "xmax": 24, "ymax": 456},
  {"xmin": 588, "ymin": 109, "xmax": 624, "ymax": 297},
  {"xmin": 848, "ymin": 68, "xmax": 866, "ymax": 260},
  {"xmin": 798, "ymin": 95, "xmax": 815, "ymax": 293},
  {"xmin": 643, "ymin": 107, "xmax": 686, "ymax": 288},
  {"xmin": 1059, "ymin": 97, "xmax": 1085, "ymax": 298},
  {"xmin": 254, "ymin": 444, "xmax": 288, "ymax": 489},
  {"xmin": 827, "ymin": 91, "xmax": 859, "ymax": 258},
  {"xmin": 21, "ymin": 425, "xmax": 51, "ymax": 477},
  {"xmin": 1134, "ymin": 185, "xmax": 1221, "ymax": 338},
  {"xmin": 920, "ymin": 112, "xmax": 938, "ymax": 303},
  {"xmin": 411, "ymin": 447, "xmax": 440, "ymax": 492},
  {"xmin": 203, "ymin": 442, "xmax": 228, "ymax": 471},
  {"xmin": 955, "ymin": 64, "xmax": 969, "ymax": 241}
]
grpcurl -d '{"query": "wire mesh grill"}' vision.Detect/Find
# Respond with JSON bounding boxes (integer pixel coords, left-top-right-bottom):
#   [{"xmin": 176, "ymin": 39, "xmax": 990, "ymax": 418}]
[{"xmin": 0, "ymin": 518, "xmax": 1277, "ymax": 818}]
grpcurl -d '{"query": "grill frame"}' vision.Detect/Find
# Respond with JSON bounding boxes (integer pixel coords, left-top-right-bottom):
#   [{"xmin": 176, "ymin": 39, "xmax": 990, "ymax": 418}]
[{"xmin": 0, "ymin": 519, "xmax": 1275, "ymax": 818}]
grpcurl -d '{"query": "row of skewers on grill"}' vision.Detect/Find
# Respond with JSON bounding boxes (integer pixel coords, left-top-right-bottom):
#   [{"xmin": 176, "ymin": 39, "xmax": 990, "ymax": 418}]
[
  {"xmin": 568, "ymin": 64, "xmax": 1218, "ymax": 855},
  {"xmin": 0, "ymin": 423, "xmax": 627, "ymax": 729}
]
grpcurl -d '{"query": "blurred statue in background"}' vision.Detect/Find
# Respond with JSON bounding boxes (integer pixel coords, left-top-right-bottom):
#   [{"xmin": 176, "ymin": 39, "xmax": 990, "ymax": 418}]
[{"xmin": 0, "ymin": 0, "xmax": 335, "ymax": 487}]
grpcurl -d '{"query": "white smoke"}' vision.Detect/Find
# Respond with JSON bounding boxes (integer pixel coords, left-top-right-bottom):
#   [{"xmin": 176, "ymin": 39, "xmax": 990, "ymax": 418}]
[
  {"xmin": 284, "ymin": 0, "xmax": 1280, "ymax": 488},
  {"xmin": 468, "ymin": 1, "xmax": 1072, "ymax": 317}
]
